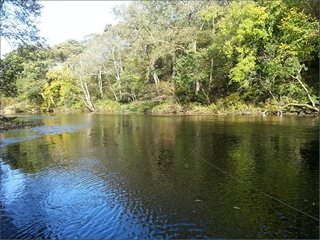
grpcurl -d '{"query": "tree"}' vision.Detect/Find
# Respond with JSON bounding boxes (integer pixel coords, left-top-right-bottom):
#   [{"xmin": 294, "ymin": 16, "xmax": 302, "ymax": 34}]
[
  {"xmin": 1, "ymin": 0, "xmax": 318, "ymax": 113},
  {"xmin": 173, "ymin": 50, "xmax": 209, "ymax": 104},
  {"xmin": 50, "ymin": 39, "xmax": 85, "ymax": 64},
  {"xmin": 0, "ymin": 0, "xmax": 44, "ymax": 47},
  {"xmin": 83, "ymin": 28, "xmax": 126, "ymax": 101},
  {"xmin": 259, "ymin": 0, "xmax": 319, "ymax": 110},
  {"xmin": 0, "ymin": 50, "xmax": 23, "ymax": 97},
  {"xmin": 43, "ymin": 66, "xmax": 81, "ymax": 111},
  {"xmin": 0, "ymin": 45, "xmax": 51, "ymax": 101},
  {"xmin": 204, "ymin": 0, "xmax": 319, "ymax": 110},
  {"xmin": 15, "ymin": 46, "xmax": 53, "ymax": 105},
  {"xmin": 68, "ymin": 56, "xmax": 95, "ymax": 112},
  {"xmin": 114, "ymin": 0, "xmax": 212, "ymax": 102}
]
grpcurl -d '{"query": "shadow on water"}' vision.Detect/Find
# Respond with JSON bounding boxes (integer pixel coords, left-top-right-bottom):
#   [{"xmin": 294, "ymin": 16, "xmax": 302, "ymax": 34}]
[
  {"xmin": 0, "ymin": 114, "xmax": 319, "ymax": 239},
  {"xmin": 300, "ymin": 139, "xmax": 319, "ymax": 169}
]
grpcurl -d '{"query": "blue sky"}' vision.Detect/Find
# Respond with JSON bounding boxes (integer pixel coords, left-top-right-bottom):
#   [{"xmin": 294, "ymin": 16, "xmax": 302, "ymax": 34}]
[{"xmin": 1, "ymin": 1, "xmax": 129, "ymax": 56}]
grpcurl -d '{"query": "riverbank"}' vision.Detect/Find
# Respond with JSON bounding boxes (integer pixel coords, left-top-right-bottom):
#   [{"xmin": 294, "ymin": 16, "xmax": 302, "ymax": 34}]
[
  {"xmin": 94, "ymin": 99, "xmax": 318, "ymax": 116},
  {"xmin": 2, "ymin": 99, "xmax": 318, "ymax": 117},
  {"xmin": 0, "ymin": 118, "xmax": 40, "ymax": 132}
]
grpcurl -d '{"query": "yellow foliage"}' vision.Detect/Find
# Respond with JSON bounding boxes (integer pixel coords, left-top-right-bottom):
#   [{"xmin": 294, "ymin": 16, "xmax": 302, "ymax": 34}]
[{"xmin": 42, "ymin": 66, "xmax": 80, "ymax": 110}]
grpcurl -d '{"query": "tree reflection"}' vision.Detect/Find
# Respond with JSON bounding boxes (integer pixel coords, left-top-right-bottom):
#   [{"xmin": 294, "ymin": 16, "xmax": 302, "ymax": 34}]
[{"xmin": 0, "ymin": 114, "xmax": 318, "ymax": 239}]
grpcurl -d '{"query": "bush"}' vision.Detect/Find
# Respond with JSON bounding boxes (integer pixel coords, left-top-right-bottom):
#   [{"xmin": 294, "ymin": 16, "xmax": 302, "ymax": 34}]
[
  {"xmin": 95, "ymin": 99, "xmax": 122, "ymax": 112},
  {"xmin": 152, "ymin": 100, "xmax": 183, "ymax": 114}
]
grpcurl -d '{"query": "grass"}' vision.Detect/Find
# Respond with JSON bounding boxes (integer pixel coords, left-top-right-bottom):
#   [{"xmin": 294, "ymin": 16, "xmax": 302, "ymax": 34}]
[{"xmin": 93, "ymin": 98, "xmax": 266, "ymax": 115}]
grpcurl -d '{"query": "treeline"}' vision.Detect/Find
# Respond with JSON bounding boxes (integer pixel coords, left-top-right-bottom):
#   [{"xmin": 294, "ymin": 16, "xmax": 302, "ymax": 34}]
[{"xmin": 1, "ymin": 0, "xmax": 319, "ymax": 114}]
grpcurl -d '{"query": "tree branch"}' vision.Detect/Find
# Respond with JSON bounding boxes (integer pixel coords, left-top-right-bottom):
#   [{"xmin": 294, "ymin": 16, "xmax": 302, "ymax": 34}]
[
  {"xmin": 290, "ymin": 74, "xmax": 316, "ymax": 108},
  {"xmin": 282, "ymin": 103, "xmax": 319, "ymax": 112}
]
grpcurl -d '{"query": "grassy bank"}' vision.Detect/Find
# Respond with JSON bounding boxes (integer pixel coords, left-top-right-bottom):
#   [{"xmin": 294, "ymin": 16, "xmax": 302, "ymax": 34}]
[
  {"xmin": 95, "ymin": 99, "xmax": 266, "ymax": 115},
  {"xmin": 95, "ymin": 99, "xmax": 318, "ymax": 116},
  {"xmin": 2, "ymin": 98, "xmax": 318, "ymax": 116}
]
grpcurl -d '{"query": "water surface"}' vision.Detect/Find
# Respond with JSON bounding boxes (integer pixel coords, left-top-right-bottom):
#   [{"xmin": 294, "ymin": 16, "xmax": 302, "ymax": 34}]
[{"xmin": 0, "ymin": 113, "xmax": 319, "ymax": 239}]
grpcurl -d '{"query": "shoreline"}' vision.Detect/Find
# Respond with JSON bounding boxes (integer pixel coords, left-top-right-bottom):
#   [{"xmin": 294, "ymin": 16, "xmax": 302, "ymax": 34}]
[
  {"xmin": 3, "ymin": 98, "xmax": 319, "ymax": 117},
  {"xmin": 1, "ymin": 110, "xmax": 317, "ymax": 132},
  {"xmin": 1, "ymin": 100, "xmax": 318, "ymax": 132},
  {"xmin": 0, "ymin": 120, "xmax": 40, "ymax": 132}
]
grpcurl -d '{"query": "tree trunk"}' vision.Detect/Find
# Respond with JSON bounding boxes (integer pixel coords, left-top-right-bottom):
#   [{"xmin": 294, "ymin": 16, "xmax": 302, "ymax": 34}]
[
  {"xmin": 153, "ymin": 72, "xmax": 160, "ymax": 95},
  {"xmin": 195, "ymin": 81, "xmax": 200, "ymax": 96},
  {"xmin": 201, "ymin": 88, "xmax": 211, "ymax": 105},
  {"xmin": 209, "ymin": 58, "xmax": 213, "ymax": 88},
  {"xmin": 289, "ymin": 61, "xmax": 317, "ymax": 108},
  {"xmin": 79, "ymin": 75, "xmax": 95, "ymax": 112},
  {"xmin": 98, "ymin": 67, "xmax": 103, "ymax": 98},
  {"xmin": 290, "ymin": 73, "xmax": 316, "ymax": 108},
  {"xmin": 282, "ymin": 103, "xmax": 319, "ymax": 113},
  {"xmin": 108, "ymin": 78, "xmax": 118, "ymax": 101}
]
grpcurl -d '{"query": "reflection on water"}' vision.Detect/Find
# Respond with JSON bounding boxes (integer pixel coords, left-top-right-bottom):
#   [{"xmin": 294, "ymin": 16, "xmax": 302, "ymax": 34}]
[{"xmin": 0, "ymin": 114, "xmax": 319, "ymax": 239}]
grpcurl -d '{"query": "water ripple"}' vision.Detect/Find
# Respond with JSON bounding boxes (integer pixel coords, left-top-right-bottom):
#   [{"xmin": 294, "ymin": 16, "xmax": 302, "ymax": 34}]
[
  {"xmin": 0, "ymin": 135, "xmax": 40, "ymax": 146},
  {"xmin": 32, "ymin": 123, "xmax": 90, "ymax": 135},
  {"xmin": 1, "ymin": 115, "xmax": 318, "ymax": 239},
  {"xmin": 0, "ymin": 123, "xmax": 91, "ymax": 147}
]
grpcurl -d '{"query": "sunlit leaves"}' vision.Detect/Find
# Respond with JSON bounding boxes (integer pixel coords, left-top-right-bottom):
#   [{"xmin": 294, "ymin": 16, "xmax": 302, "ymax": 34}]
[
  {"xmin": 278, "ymin": 8, "xmax": 318, "ymax": 60},
  {"xmin": 0, "ymin": 45, "xmax": 51, "ymax": 102},
  {"xmin": 211, "ymin": 1, "xmax": 269, "ymax": 87},
  {"xmin": 203, "ymin": 0, "xmax": 319, "ymax": 106},
  {"xmin": 43, "ymin": 66, "xmax": 80, "ymax": 110},
  {"xmin": 229, "ymin": 54, "xmax": 256, "ymax": 86},
  {"xmin": 1, "ymin": 0, "xmax": 318, "ymax": 111}
]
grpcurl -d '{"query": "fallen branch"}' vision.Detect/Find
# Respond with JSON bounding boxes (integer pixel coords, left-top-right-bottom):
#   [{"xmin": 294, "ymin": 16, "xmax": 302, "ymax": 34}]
[
  {"xmin": 290, "ymin": 74, "xmax": 316, "ymax": 108},
  {"xmin": 263, "ymin": 103, "xmax": 319, "ymax": 116},
  {"xmin": 282, "ymin": 103, "xmax": 319, "ymax": 113}
]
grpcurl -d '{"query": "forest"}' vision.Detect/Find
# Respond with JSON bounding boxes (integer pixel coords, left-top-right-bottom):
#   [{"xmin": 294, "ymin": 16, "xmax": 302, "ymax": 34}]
[{"xmin": 1, "ymin": 0, "xmax": 319, "ymax": 115}]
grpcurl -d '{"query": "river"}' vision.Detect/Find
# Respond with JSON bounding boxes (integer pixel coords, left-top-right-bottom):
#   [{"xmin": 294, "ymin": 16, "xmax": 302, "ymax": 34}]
[{"xmin": 0, "ymin": 113, "xmax": 319, "ymax": 239}]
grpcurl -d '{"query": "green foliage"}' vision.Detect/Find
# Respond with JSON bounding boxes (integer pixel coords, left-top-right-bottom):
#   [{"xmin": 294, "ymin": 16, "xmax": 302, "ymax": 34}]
[
  {"xmin": 95, "ymin": 99, "xmax": 122, "ymax": 112},
  {"xmin": 16, "ymin": 47, "xmax": 53, "ymax": 105},
  {"xmin": 1, "ymin": 45, "xmax": 52, "ymax": 104},
  {"xmin": 205, "ymin": 0, "xmax": 319, "ymax": 106},
  {"xmin": 151, "ymin": 100, "xmax": 183, "ymax": 114},
  {"xmin": 173, "ymin": 50, "xmax": 208, "ymax": 103},
  {"xmin": 115, "ymin": 68, "xmax": 142, "ymax": 103},
  {"xmin": 173, "ymin": 52, "xmax": 198, "ymax": 99},
  {"xmin": 0, "ymin": 54, "xmax": 21, "ymax": 97},
  {"xmin": 43, "ymin": 66, "xmax": 81, "ymax": 111},
  {"xmin": 2, "ymin": 0, "xmax": 318, "ymax": 113},
  {"xmin": 212, "ymin": 1, "xmax": 269, "ymax": 87},
  {"xmin": 50, "ymin": 40, "xmax": 85, "ymax": 63},
  {"xmin": 11, "ymin": 118, "xmax": 27, "ymax": 124}
]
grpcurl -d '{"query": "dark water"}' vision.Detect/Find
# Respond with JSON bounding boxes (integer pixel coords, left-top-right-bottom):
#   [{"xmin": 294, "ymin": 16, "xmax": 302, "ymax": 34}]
[{"xmin": 0, "ymin": 113, "xmax": 319, "ymax": 239}]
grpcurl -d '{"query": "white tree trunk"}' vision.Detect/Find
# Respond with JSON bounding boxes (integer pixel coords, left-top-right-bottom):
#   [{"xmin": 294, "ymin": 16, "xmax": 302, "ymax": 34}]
[
  {"xmin": 195, "ymin": 81, "xmax": 200, "ymax": 96},
  {"xmin": 98, "ymin": 67, "xmax": 103, "ymax": 98},
  {"xmin": 79, "ymin": 74, "xmax": 95, "ymax": 112}
]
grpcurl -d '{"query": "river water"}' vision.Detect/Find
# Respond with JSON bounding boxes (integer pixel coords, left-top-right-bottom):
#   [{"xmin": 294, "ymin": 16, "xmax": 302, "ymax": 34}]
[{"xmin": 0, "ymin": 113, "xmax": 319, "ymax": 239}]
